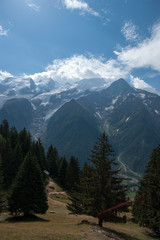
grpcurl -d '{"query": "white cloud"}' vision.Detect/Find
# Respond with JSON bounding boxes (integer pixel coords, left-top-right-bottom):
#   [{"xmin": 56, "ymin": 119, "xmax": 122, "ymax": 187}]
[
  {"xmin": 1, "ymin": 20, "xmax": 159, "ymax": 95},
  {"xmin": 26, "ymin": 0, "xmax": 40, "ymax": 11},
  {"xmin": 115, "ymin": 21, "xmax": 160, "ymax": 72},
  {"xmin": 1, "ymin": 53, "xmax": 157, "ymax": 95},
  {"xmin": 121, "ymin": 21, "xmax": 139, "ymax": 42},
  {"xmin": 130, "ymin": 75, "xmax": 159, "ymax": 94},
  {"xmin": 63, "ymin": 0, "xmax": 99, "ymax": 17},
  {"xmin": 28, "ymin": 54, "xmax": 129, "ymax": 84},
  {"xmin": 24, "ymin": 55, "xmax": 158, "ymax": 95},
  {"xmin": 0, "ymin": 70, "xmax": 13, "ymax": 81},
  {"xmin": 0, "ymin": 25, "xmax": 8, "ymax": 37}
]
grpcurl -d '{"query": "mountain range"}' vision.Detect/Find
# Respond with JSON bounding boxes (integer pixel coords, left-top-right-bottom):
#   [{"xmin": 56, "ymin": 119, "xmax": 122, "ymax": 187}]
[{"xmin": 0, "ymin": 76, "xmax": 160, "ymax": 175}]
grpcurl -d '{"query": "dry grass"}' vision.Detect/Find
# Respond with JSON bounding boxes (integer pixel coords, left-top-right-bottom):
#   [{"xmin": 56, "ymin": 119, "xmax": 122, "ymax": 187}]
[
  {"xmin": 0, "ymin": 182, "xmax": 158, "ymax": 240},
  {"xmin": 0, "ymin": 197, "xmax": 158, "ymax": 240},
  {"xmin": 0, "ymin": 198, "xmax": 95, "ymax": 240}
]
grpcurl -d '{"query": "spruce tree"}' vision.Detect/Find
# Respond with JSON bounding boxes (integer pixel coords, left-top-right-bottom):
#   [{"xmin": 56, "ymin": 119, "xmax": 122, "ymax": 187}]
[
  {"xmin": 67, "ymin": 132, "xmax": 126, "ymax": 224},
  {"xmin": 0, "ymin": 155, "xmax": 4, "ymax": 213},
  {"xmin": 10, "ymin": 127, "xmax": 19, "ymax": 150},
  {"xmin": 8, "ymin": 152, "xmax": 48, "ymax": 216},
  {"xmin": 132, "ymin": 144, "xmax": 160, "ymax": 233},
  {"xmin": 65, "ymin": 156, "xmax": 80, "ymax": 190},
  {"xmin": 0, "ymin": 136, "xmax": 14, "ymax": 188},
  {"xmin": 58, "ymin": 156, "xmax": 68, "ymax": 188},
  {"xmin": 18, "ymin": 128, "xmax": 31, "ymax": 158},
  {"xmin": 67, "ymin": 162, "xmax": 95, "ymax": 215},
  {"xmin": 13, "ymin": 143, "xmax": 23, "ymax": 178},
  {"xmin": 31, "ymin": 138, "xmax": 46, "ymax": 172},
  {"xmin": 0, "ymin": 119, "xmax": 10, "ymax": 139},
  {"xmin": 46, "ymin": 145, "xmax": 59, "ymax": 178}
]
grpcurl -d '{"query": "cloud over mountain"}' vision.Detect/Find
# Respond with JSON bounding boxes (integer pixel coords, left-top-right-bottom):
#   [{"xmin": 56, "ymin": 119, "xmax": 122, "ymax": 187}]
[
  {"xmin": 130, "ymin": 75, "xmax": 158, "ymax": 94},
  {"xmin": 116, "ymin": 21, "xmax": 160, "ymax": 72},
  {"xmin": 1, "ymin": 19, "xmax": 160, "ymax": 96},
  {"xmin": 27, "ymin": 54, "xmax": 129, "ymax": 84},
  {"xmin": 121, "ymin": 21, "xmax": 139, "ymax": 42},
  {"xmin": 26, "ymin": 0, "xmax": 40, "ymax": 11},
  {"xmin": 0, "ymin": 70, "xmax": 13, "ymax": 80},
  {"xmin": 0, "ymin": 25, "xmax": 8, "ymax": 37},
  {"xmin": 63, "ymin": 0, "xmax": 99, "ymax": 16}
]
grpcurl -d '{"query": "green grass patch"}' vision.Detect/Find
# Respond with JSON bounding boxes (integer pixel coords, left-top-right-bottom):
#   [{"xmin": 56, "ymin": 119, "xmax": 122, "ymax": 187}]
[
  {"xmin": 53, "ymin": 182, "xmax": 63, "ymax": 192},
  {"xmin": 49, "ymin": 194, "xmax": 71, "ymax": 204}
]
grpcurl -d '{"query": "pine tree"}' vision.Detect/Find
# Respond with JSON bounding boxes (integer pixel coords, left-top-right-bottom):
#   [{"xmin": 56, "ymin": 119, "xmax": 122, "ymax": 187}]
[
  {"xmin": 0, "ymin": 119, "xmax": 10, "ymax": 139},
  {"xmin": 65, "ymin": 156, "xmax": 80, "ymax": 190},
  {"xmin": 8, "ymin": 152, "xmax": 48, "ymax": 216},
  {"xmin": 0, "ymin": 136, "xmax": 14, "ymax": 188},
  {"xmin": 18, "ymin": 128, "xmax": 31, "ymax": 158},
  {"xmin": 58, "ymin": 156, "xmax": 68, "ymax": 188},
  {"xmin": 46, "ymin": 145, "xmax": 59, "ymax": 178},
  {"xmin": 13, "ymin": 142, "xmax": 23, "ymax": 178},
  {"xmin": 10, "ymin": 127, "xmax": 18, "ymax": 150},
  {"xmin": 67, "ymin": 132, "xmax": 126, "ymax": 225},
  {"xmin": 132, "ymin": 144, "xmax": 160, "ymax": 233},
  {"xmin": 31, "ymin": 138, "xmax": 46, "ymax": 172},
  {"xmin": 67, "ymin": 162, "xmax": 95, "ymax": 215},
  {"xmin": 0, "ymin": 155, "xmax": 4, "ymax": 213}
]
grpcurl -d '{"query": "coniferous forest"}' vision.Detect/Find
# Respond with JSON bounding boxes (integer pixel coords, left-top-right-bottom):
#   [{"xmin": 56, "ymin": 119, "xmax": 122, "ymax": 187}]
[
  {"xmin": 0, "ymin": 119, "xmax": 82, "ymax": 216},
  {"xmin": 0, "ymin": 119, "xmax": 160, "ymax": 236},
  {"xmin": 132, "ymin": 144, "xmax": 160, "ymax": 233}
]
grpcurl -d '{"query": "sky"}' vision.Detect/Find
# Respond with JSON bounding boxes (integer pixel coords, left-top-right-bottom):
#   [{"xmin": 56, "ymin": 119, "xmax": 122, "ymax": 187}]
[{"xmin": 0, "ymin": 0, "xmax": 160, "ymax": 93}]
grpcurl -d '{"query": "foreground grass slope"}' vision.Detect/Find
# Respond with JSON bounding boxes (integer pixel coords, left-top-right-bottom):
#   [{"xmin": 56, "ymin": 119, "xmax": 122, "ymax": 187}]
[{"xmin": 0, "ymin": 195, "xmax": 158, "ymax": 240}]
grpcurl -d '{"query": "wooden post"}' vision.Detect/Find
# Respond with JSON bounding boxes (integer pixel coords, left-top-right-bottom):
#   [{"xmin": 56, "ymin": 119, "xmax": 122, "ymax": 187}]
[{"xmin": 98, "ymin": 217, "xmax": 103, "ymax": 227}]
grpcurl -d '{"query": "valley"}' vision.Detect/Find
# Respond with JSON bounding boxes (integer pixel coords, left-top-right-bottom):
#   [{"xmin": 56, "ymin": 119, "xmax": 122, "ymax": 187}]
[{"xmin": 0, "ymin": 77, "xmax": 160, "ymax": 174}]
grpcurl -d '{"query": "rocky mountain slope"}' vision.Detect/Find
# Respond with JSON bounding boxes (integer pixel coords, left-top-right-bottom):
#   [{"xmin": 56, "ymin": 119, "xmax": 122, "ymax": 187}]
[
  {"xmin": 0, "ymin": 77, "xmax": 160, "ymax": 174},
  {"xmin": 43, "ymin": 99, "xmax": 100, "ymax": 162},
  {"xmin": 78, "ymin": 79, "xmax": 160, "ymax": 172}
]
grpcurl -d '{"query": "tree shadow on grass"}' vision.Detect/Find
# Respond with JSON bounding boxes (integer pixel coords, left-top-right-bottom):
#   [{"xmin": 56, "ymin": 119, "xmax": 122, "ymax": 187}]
[
  {"xmin": 101, "ymin": 226, "xmax": 138, "ymax": 240},
  {"xmin": 103, "ymin": 226, "xmax": 160, "ymax": 240},
  {"xmin": 79, "ymin": 220, "xmax": 139, "ymax": 240},
  {"xmin": 144, "ymin": 229, "xmax": 160, "ymax": 239},
  {"xmin": 6, "ymin": 214, "xmax": 49, "ymax": 223}
]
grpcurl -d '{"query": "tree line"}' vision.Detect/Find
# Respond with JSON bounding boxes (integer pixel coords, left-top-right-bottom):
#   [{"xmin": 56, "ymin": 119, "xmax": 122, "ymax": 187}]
[
  {"xmin": 0, "ymin": 119, "xmax": 160, "ymax": 234},
  {"xmin": 132, "ymin": 144, "xmax": 160, "ymax": 233},
  {"xmin": 0, "ymin": 120, "xmax": 82, "ymax": 216}
]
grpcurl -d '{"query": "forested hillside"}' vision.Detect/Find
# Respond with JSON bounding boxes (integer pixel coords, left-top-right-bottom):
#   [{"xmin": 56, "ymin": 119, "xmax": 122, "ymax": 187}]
[
  {"xmin": 0, "ymin": 120, "xmax": 160, "ymax": 238},
  {"xmin": 1, "ymin": 79, "xmax": 160, "ymax": 174}
]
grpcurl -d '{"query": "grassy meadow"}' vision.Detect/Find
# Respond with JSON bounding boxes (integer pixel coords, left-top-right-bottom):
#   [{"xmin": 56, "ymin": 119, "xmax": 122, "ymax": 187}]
[{"xmin": 0, "ymin": 182, "xmax": 159, "ymax": 240}]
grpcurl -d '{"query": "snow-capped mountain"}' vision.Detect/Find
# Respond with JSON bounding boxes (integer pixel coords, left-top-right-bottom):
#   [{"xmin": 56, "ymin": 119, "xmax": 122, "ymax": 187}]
[
  {"xmin": 0, "ymin": 76, "xmax": 109, "ymax": 137},
  {"xmin": 77, "ymin": 79, "xmax": 160, "ymax": 173},
  {"xmin": 0, "ymin": 77, "xmax": 160, "ymax": 174}
]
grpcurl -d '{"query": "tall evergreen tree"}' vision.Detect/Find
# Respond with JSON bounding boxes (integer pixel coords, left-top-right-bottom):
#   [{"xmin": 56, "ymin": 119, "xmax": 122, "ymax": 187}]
[
  {"xmin": 65, "ymin": 156, "xmax": 80, "ymax": 190},
  {"xmin": 8, "ymin": 152, "xmax": 48, "ymax": 216},
  {"xmin": 67, "ymin": 162, "xmax": 95, "ymax": 215},
  {"xmin": 10, "ymin": 127, "xmax": 19, "ymax": 150},
  {"xmin": 58, "ymin": 156, "xmax": 68, "ymax": 188},
  {"xmin": 13, "ymin": 143, "xmax": 23, "ymax": 178},
  {"xmin": 18, "ymin": 128, "xmax": 31, "ymax": 158},
  {"xmin": 31, "ymin": 138, "xmax": 46, "ymax": 172},
  {"xmin": 132, "ymin": 144, "xmax": 160, "ymax": 233},
  {"xmin": 0, "ymin": 119, "xmax": 10, "ymax": 139},
  {"xmin": 0, "ymin": 136, "xmax": 14, "ymax": 188},
  {"xmin": 67, "ymin": 132, "xmax": 126, "ymax": 225},
  {"xmin": 46, "ymin": 145, "xmax": 59, "ymax": 178},
  {"xmin": 0, "ymin": 155, "xmax": 4, "ymax": 213}
]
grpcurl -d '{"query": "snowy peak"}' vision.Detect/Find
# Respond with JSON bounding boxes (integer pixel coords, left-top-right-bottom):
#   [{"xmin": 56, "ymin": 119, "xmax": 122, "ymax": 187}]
[
  {"xmin": 105, "ymin": 78, "xmax": 135, "ymax": 96},
  {"xmin": 0, "ymin": 76, "xmax": 56, "ymax": 97},
  {"xmin": 75, "ymin": 78, "xmax": 110, "ymax": 91},
  {"xmin": 0, "ymin": 78, "xmax": 160, "ymax": 175}
]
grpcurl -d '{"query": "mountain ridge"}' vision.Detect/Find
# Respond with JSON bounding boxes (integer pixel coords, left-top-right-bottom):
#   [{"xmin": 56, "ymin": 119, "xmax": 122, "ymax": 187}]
[
  {"xmin": 43, "ymin": 98, "xmax": 100, "ymax": 163},
  {"xmin": 0, "ymin": 78, "xmax": 160, "ymax": 173}
]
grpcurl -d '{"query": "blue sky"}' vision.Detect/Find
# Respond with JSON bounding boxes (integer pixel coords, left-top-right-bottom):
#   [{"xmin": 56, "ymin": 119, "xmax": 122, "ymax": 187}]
[{"xmin": 0, "ymin": 0, "xmax": 160, "ymax": 93}]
